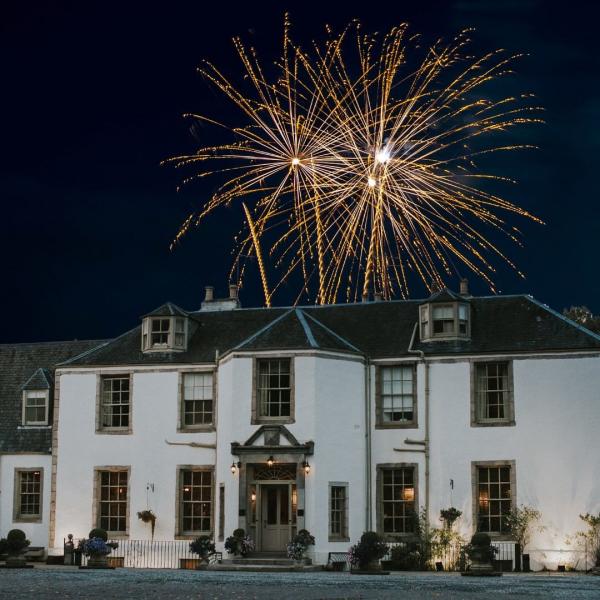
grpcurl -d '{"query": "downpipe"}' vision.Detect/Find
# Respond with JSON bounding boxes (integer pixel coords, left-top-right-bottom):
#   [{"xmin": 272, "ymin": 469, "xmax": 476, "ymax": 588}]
[{"xmin": 364, "ymin": 356, "xmax": 372, "ymax": 531}]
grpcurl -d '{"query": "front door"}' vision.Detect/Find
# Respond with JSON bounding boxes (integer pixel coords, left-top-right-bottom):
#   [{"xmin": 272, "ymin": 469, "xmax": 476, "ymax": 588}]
[{"xmin": 261, "ymin": 484, "xmax": 290, "ymax": 552}]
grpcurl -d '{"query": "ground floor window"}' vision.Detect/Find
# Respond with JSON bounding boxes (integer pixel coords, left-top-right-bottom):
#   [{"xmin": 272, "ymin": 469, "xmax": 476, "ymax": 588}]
[
  {"xmin": 474, "ymin": 462, "xmax": 515, "ymax": 535},
  {"xmin": 377, "ymin": 464, "xmax": 416, "ymax": 536},
  {"xmin": 14, "ymin": 469, "xmax": 43, "ymax": 521},
  {"xmin": 97, "ymin": 469, "xmax": 129, "ymax": 534},
  {"xmin": 329, "ymin": 483, "xmax": 349, "ymax": 541},
  {"xmin": 218, "ymin": 483, "xmax": 225, "ymax": 541},
  {"xmin": 178, "ymin": 468, "xmax": 213, "ymax": 536}
]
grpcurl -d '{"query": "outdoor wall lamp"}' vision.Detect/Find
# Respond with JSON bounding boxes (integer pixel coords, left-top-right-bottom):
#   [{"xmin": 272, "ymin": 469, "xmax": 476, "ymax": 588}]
[
  {"xmin": 230, "ymin": 461, "xmax": 241, "ymax": 475},
  {"xmin": 267, "ymin": 455, "xmax": 275, "ymax": 467},
  {"xmin": 302, "ymin": 460, "xmax": 311, "ymax": 474}
]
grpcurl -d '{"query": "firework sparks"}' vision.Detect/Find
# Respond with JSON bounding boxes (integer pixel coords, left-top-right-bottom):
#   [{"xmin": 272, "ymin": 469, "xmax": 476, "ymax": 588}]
[{"xmin": 166, "ymin": 18, "xmax": 543, "ymax": 305}]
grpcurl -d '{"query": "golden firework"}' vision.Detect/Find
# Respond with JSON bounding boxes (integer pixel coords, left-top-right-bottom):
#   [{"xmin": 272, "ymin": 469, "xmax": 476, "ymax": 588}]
[{"xmin": 166, "ymin": 17, "xmax": 543, "ymax": 305}]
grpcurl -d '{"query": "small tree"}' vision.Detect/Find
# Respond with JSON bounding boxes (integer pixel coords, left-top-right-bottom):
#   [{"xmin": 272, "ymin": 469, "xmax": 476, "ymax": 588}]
[
  {"xmin": 574, "ymin": 513, "xmax": 600, "ymax": 568},
  {"xmin": 505, "ymin": 505, "xmax": 544, "ymax": 551}
]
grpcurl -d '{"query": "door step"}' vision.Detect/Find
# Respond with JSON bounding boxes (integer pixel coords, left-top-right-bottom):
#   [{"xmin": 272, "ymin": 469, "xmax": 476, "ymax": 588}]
[
  {"xmin": 207, "ymin": 562, "xmax": 321, "ymax": 573},
  {"xmin": 230, "ymin": 557, "xmax": 296, "ymax": 566}
]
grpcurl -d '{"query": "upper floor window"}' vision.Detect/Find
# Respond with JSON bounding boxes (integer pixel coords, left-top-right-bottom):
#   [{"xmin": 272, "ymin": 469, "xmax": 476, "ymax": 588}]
[
  {"xmin": 420, "ymin": 301, "xmax": 470, "ymax": 341},
  {"xmin": 14, "ymin": 468, "xmax": 43, "ymax": 522},
  {"xmin": 98, "ymin": 375, "xmax": 131, "ymax": 432},
  {"xmin": 471, "ymin": 361, "xmax": 515, "ymax": 426},
  {"xmin": 376, "ymin": 365, "xmax": 417, "ymax": 428},
  {"xmin": 181, "ymin": 372, "xmax": 214, "ymax": 430},
  {"xmin": 22, "ymin": 390, "xmax": 49, "ymax": 426},
  {"xmin": 142, "ymin": 316, "xmax": 188, "ymax": 352},
  {"xmin": 252, "ymin": 358, "xmax": 294, "ymax": 423}
]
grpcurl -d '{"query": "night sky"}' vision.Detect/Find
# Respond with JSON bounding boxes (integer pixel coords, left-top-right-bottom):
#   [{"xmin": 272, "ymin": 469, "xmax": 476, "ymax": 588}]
[{"xmin": 2, "ymin": 0, "xmax": 599, "ymax": 343}]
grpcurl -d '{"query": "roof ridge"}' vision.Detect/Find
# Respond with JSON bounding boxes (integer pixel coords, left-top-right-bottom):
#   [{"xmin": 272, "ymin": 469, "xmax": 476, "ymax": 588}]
[
  {"xmin": 295, "ymin": 309, "xmax": 318, "ymax": 349},
  {"xmin": 302, "ymin": 311, "xmax": 363, "ymax": 353}
]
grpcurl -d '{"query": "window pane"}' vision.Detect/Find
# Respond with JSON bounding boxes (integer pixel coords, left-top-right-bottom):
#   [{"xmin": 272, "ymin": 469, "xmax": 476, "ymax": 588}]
[
  {"xmin": 381, "ymin": 468, "xmax": 415, "ymax": 534},
  {"xmin": 381, "ymin": 366, "xmax": 414, "ymax": 422},
  {"xmin": 257, "ymin": 359, "xmax": 292, "ymax": 418},
  {"xmin": 98, "ymin": 470, "xmax": 128, "ymax": 533},
  {"xmin": 180, "ymin": 469, "xmax": 212, "ymax": 534},
  {"xmin": 100, "ymin": 376, "xmax": 130, "ymax": 429},
  {"xmin": 183, "ymin": 373, "xmax": 213, "ymax": 426},
  {"xmin": 330, "ymin": 485, "xmax": 347, "ymax": 538},
  {"xmin": 18, "ymin": 471, "xmax": 41, "ymax": 517},
  {"xmin": 476, "ymin": 466, "xmax": 512, "ymax": 534},
  {"xmin": 476, "ymin": 363, "xmax": 509, "ymax": 421}
]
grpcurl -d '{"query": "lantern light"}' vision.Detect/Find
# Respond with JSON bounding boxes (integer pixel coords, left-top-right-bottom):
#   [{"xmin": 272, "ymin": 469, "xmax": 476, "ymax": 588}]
[{"xmin": 267, "ymin": 455, "xmax": 275, "ymax": 467}]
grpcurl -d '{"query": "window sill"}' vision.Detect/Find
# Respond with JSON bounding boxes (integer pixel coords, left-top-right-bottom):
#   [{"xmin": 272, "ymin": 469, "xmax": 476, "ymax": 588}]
[
  {"xmin": 479, "ymin": 532, "xmax": 515, "ymax": 542},
  {"xmin": 14, "ymin": 516, "xmax": 42, "ymax": 524},
  {"xmin": 328, "ymin": 537, "xmax": 350, "ymax": 543},
  {"xmin": 251, "ymin": 417, "xmax": 295, "ymax": 425},
  {"xmin": 471, "ymin": 420, "xmax": 516, "ymax": 428},
  {"xmin": 175, "ymin": 533, "xmax": 212, "ymax": 541},
  {"xmin": 177, "ymin": 426, "xmax": 216, "ymax": 434},
  {"xmin": 105, "ymin": 533, "xmax": 129, "ymax": 540},
  {"xmin": 95, "ymin": 428, "xmax": 132, "ymax": 435},
  {"xmin": 375, "ymin": 422, "xmax": 418, "ymax": 430},
  {"xmin": 18, "ymin": 425, "xmax": 51, "ymax": 429}
]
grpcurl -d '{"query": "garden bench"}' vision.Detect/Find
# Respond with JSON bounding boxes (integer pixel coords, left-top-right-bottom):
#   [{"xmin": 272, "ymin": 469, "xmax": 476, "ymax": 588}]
[
  {"xmin": 326, "ymin": 552, "xmax": 349, "ymax": 571},
  {"xmin": 24, "ymin": 546, "xmax": 46, "ymax": 561}
]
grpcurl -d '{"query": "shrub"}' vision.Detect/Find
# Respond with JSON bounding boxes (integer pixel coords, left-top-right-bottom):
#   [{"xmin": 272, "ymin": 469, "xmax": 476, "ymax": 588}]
[
  {"xmin": 232, "ymin": 528, "xmax": 246, "ymax": 539},
  {"xmin": 6, "ymin": 529, "xmax": 30, "ymax": 554},
  {"xmin": 287, "ymin": 529, "xmax": 315, "ymax": 560},
  {"xmin": 470, "ymin": 532, "xmax": 491, "ymax": 547},
  {"xmin": 390, "ymin": 542, "xmax": 423, "ymax": 570},
  {"xmin": 224, "ymin": 530, "xmax": 254, "ymax": 556},
  {"xmin": 295, "ymin": 529, "xmax": 315, "ymax": 547},
  {"xmin": 568, "ymin": 513, "xmax": 600, "ymax": 568},
  {"xmin": 440, "ymin": 507, "xmax": 462, "ymax": 529},
  {"xmin": 349, "ymin": 531, "xmax": 389, "ymax": 569},
  {"xmin": 465, "ymin": 533, "xmax": 497, "ymax": 563},
  {"xmin": 505, "ymin": 505, "xmax": 544, "ymax": 550},
  {"xmin": 189, "ymin": 535, "xmax": 215, "ymax": 557},
  {"xmin": 88, "ymin": 528, "xmax": 108, "ymax": 541},
  {"xmin": 0, "ymin": 538, "xmax": 7, "ymax": 556}
]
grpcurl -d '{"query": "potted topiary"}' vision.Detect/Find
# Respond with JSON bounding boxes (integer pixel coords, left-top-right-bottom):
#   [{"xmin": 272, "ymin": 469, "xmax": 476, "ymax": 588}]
[
  {"xmin": 286, "ymin": 529, "xmax": 315, "ymax": 565},
  {"xmin": 189, "ymin": 535, "xmax": 216, "ymax": 569},
  {"xmin": 462, "ymin": 532, "xmax": 501, "ymax": 576},
  {"xmin": 81, "ymin": 528, "xmax": 118, "ymax": 569},
  {"xmin": 349, "ymin": 531, "xmax": 390, "ymax": 574},
  {"xmin": 4, "ymin": 529, "xmax": 31, "ymax": 568},
  {"xmin": 224, "ymin": 528, "xmax": 255, "ymax": 557}
]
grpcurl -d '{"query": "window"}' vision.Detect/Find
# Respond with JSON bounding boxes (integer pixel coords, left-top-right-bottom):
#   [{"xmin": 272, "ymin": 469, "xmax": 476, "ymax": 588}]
[
  {"xmin": 218, "ymin": 483, "xmax": 225, "ymax": 541},
  {"xmin": 181, "ymin": 372, "xmax": 213, "ymax": 429},
  {"xmin": 378, "ymin": 465, "xmax": 416, "ymax": 536},
  {"xmin": 142, "ymin": 316, "xmax": 188, "ymax": 352},
  {"xmin": 253, "ymin": 358, "xmax": 294, "ymax": 422},
  {"xmin": 14, "ymin": 469, "xmax": 43, "ymax": 522},
  {"xmin": 419, "ymin": 302, "xmax": 470, "ymax": 341},
  {"xmin": 99, "ymin": 375, "xmax": 130, "ymax": 431},
  {"xmin": 329, "ymin": 483, "xmax": 349, "ymax": 541},
  {"xmin": 377, "ymin": 365, "xmax": 416, "ymax": 427},
  {"xmin": 474, "ymin": 463, "xmax": 515, "ymax": 535},
  {"xmin": 22, "ymin": 390, "xmax": 49, "ymax": 426},
  {"xmin": 97, "ymin": 469, "xmax": 128, "ymax": 534},
  {"xmin": 472, "ymin": 362, "xmax": 514, "ymax": 426},
  {"xmin": 178, "ymin": 468, "xmax": 213, "ymax": 536},
  {"xmin": 151, "ymin": 318, "xmax": 170, "ymax": 346}
]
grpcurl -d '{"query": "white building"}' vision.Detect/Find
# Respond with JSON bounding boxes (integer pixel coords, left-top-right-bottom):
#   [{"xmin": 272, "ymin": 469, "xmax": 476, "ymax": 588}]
[{"xmin": 2, "ymin": 284, "xmax": 600, "ymax": 569}]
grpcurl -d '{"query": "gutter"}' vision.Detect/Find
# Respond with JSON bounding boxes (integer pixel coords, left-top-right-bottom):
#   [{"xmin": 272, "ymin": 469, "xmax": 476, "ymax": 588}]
[{"xmin": 407, "ymin": 322, "xmax": 430, "ymax": 531}]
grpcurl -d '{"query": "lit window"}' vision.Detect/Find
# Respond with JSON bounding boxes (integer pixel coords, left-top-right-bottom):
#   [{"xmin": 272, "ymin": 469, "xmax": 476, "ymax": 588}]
[
  {"xmin": 379, "ymin": 366, "xmax": 415, "ymax": 424},
  {"xmin": 476, "ymin": 465, "xmax": 512, "ymax": 534},
  {"xmin": 380, "ymin": 467, "xmax": 416, "ymax": 535},
  {"xmin": 180, "ymin": 469, "xmax": 213, "ymax": 535},
  {"xmin": 100, "ymin": 375, "xmax": 130, "ymax": 430},
  {"xmin": 256, "ymin": 359, "xmax": 292, "ymax": 419},
  {"xmin": 97, "ymin": 470, "xmax": 128, "ymax": 533},
  {"xmin": 22, "ymin": 391, "xmax": 48, "ymax": 426},
  {"xmin": 182, "ymin": 373, "xmax": 213, "ymax": 427}
]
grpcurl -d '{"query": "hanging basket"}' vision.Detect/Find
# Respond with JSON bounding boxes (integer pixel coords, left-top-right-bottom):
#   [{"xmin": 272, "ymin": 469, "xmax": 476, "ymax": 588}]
[{"xmin": 137, "ymin": 510, "xmax": 157, "ymax": 540}]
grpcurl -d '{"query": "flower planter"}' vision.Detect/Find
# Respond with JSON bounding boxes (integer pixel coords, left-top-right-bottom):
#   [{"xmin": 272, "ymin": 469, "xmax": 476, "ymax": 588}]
[
  {"xmin": 4, "ymin": 554, "xmax": 33, "ymax": 569},
  {"xmin": 107, "ymin": 556, "xmax": 124, "ymax": 568},
  {"xmin": 81, "ymin": 554, "xmax": 115, "ymax": 569},
  {"xmin": 180, "ymin": 558, "xmax": 201, "ymax": 570}
]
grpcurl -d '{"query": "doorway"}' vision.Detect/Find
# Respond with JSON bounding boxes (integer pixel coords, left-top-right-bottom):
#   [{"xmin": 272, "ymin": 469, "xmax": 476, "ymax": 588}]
[{"xmin": 259, "ymin": 483, "xmax": 295, "ymax": 552}]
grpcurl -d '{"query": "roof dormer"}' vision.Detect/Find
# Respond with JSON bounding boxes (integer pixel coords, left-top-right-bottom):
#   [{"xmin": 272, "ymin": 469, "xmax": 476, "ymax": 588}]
[
  {"xmin": 419, "ymin": 287, "xmax": 471, "ymax": 342},
  {"xmin": 141, "ymin": 303, "xmax": 190, "ymax": 353}
]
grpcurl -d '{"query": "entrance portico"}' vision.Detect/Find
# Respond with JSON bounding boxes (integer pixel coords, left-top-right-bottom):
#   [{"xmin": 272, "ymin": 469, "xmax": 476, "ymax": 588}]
[{"xmin": 231, "ymin": 425, "xmax": 313, "ymax": 551}]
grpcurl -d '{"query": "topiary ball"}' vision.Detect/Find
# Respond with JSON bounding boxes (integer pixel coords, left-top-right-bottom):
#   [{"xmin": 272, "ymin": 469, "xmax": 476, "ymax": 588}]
[
  {"xmin": 471, "ymin": 532, "xmax": 492, "ymax": 547},
  {"xmin": 88, "ymin": 528, "xmax": 108, "ymax": 541},
  {"xmin": 7, "ymin": 529, "xmax": 26, "ymax": 543},
  {"xmin": 233, "ymin": 528, "xmax": 245, "ymax": 539}
]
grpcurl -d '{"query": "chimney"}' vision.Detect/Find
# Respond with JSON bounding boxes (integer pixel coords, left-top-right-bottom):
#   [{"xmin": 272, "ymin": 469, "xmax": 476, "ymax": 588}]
[
  {"xmin": 362, "ymin": 292, "xmax": 369, "ymax": 303},
  {"xmin": 373, "ymin": 292, "xmax": 383, "ymax": 302},
  {"xmin": 229, "ymin": 284, "xmax": 239, "ymax": 300},
  {"xmin": 204, "ymin": 286, "xmax": 214, "ymax": 302},
  {"xmin": 459, "ymin": 278, "xmax": 469, "ymax": 296}
]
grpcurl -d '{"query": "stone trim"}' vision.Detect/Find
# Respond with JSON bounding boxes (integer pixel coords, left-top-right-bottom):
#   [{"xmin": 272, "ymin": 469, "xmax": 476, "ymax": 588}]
[
  {"xmin": 470, "ymin": 360, "xmax": 516, "ymax": 427},
  {"xmin": 251, "ymin": 356, "xmax": 295, "ymax": 425},
  {"xmin": 21, "ymin": 389, "xmax": 50, "ymax": 426},
  {"xmin": 95, "ymin": 373, "xmax": 133, "ymax": 435},
  {"xmin": 13, "ymin": 467, "xmax": 44, "ymax": 523},
  {"xmin": 470, "ymin": 459, "xmax": 517, "ymax": 541},
  {"xmin": 174, "ymin": 465, "xmax": 215, "ymax": 539},
  {"xmin": 48, "ymin": 372, "xmax": 61, "ymax": 548},
  {"xmin": 92, "ymin": 465, "xmax": 131, "ymax": 538},
  {"xmin": 375, "ymin": 462, "xmax": 419, "ymax": 541},
  {"xmin": 176, "ymin": 369, "xmax": 217, "ymax": 433},
  {"xmin": 328, "ymin": 481, "xmax": 350, "ymax": 542},
  {"xmin": 374, "ymin": 363, "xmax": 418, "ymax": 429}
]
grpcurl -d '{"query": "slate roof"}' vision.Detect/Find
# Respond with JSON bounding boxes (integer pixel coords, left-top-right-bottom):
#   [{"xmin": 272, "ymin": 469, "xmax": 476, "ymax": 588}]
[
  {"xmin": 0, "ymin": 340, "xmax": 105, "ymax": 453},
  {"xmin": 65, "ymin": 294, "xmax": 600, "ymax": 367},
  {"xmin": 143, "ymin": 302, "xmax": 188, "ymax": 318}
]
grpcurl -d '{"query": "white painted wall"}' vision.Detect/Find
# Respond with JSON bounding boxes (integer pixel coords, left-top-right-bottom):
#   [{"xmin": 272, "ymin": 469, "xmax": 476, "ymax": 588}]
[{"xmin": 0, "ymin": 453, "xmax": 51, "ymax": 547}]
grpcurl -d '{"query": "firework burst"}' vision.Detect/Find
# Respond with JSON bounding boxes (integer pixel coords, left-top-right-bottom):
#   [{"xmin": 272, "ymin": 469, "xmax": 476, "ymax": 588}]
[{"xmin": 166, "ymin": 17, "xmax": 543, "ymax": 305}]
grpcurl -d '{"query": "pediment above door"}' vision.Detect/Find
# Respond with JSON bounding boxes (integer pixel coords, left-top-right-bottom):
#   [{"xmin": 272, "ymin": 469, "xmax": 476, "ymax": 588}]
[{"xmin": 231, "ymin": 425, "xmax": 314, "ymax": 456}]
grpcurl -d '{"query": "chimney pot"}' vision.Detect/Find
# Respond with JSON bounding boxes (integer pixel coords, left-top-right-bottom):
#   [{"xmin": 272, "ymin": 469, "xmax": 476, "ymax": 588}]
[
  {"xmin": 204, "ymin": 286, "xmax": 214, "ymax": 302},
  {"xmin": 374, "ymin": 292, "xmax": 383, "ymax": 302},
  {"xmin": 362, "ymin": 292, "xmax": 369, "ymax": 303},
  {"xmin": 229, "ymin": 284, "xmax": 239, "ymax": 300},
  {"xmin": 459, "ymin": 278, "xmax": 469, "ymax": 296}
]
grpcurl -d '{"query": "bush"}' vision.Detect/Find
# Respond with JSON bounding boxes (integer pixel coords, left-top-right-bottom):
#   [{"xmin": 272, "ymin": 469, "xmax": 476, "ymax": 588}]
[
  {"xmin": 88, "ymin": 528, "xmax": 108, "ymax": 541},
  {"xmin": 0, "ymin": 538, "xmax": 7, "ymax": 556},
  {"xmin": 349, "ymin": 531, "xmax": 389, "ymax": 569},
  {"xmin": 287, "ymin": 529, "xmax": 315, "ymax": 560},
  {"xmin": 295, "ymin": 529, "xmax": 315, "ymax": 547},
  {"xmin": 232, "ymin": 528, "xmax": 245, "ymax": 539},
  {"xmin": 390, "ymin": 542, "xmax": 424, "ymax": 570},
  {"xmin": 465, "ymin": 533, "xmax": 497, "ymax": 563},
  {"xmin": 470, "ymin": 532, "xmax": 491, "ymax": 547},
  {"xmin": 440, "ymin": 507, "xmax": 462, "ymax": 529},
  {"xmin": 224, "ymin": 530, "xmax": 255, "ymax": 556},
  {"xmin": 6, "ymin": 529, "xmax": 30, "ymax": 554},
  {"xmin": 189, "ymin": 535, "xmax": 215, "ymax": 557}
]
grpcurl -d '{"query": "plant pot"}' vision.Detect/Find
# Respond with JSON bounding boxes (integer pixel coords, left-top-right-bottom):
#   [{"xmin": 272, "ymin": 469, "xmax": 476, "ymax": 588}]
[
  {"xmin": 180, "ymin": 558, "xmax": 201, "ymax": 570},
  {"xmin": 87, "ymin": 554, "xmax": 110, "ymax": 568},
  {"xmin": 5, "ymin": 554, "xmax": 29, "ymax": 568},
  {"xmin": 107, "ymin": 556, "xmax": 124, "ymax": 568}
]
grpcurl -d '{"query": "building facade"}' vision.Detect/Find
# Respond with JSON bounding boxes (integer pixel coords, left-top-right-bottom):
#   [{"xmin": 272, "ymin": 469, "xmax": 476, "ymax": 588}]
[{"xmin": 2, "ymin": 286, "xmax": 600, "ymax": 569}]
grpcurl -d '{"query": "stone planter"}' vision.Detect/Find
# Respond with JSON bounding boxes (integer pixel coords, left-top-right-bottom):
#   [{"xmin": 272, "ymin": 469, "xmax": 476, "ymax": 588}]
[
  {"xmin": 5, "ymin": 553, "xmax": 32, "ymax": 568},
  {"xmin": 81, "ymin": 554, "xmax": 115, "ymax": 569}
]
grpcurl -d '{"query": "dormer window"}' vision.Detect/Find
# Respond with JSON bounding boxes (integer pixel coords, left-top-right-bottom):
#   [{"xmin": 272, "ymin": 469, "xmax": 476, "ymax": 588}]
[
  {"xmin": 419, "ymin": 294, "xmax": 470, "ymax": 342},
  {"xmin": 22, "ymin": 390, "xmax": 49, "ymax": 426},
  {"xmin": 141, "ymin": 313, "xmax": 188, "ymax": 353}
]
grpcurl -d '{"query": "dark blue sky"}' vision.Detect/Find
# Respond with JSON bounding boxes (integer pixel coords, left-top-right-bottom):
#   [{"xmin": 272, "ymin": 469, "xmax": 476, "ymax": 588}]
[{"xmin": 2, "ymin": 0, "xmax": 599, "ymax": 343}]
